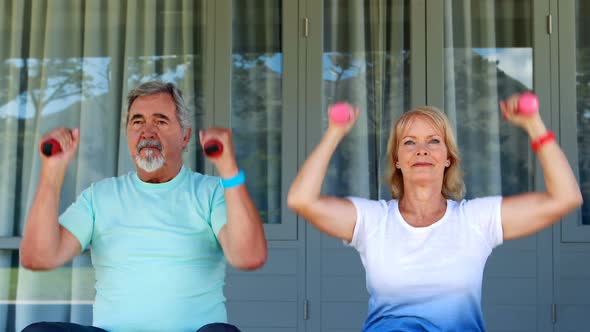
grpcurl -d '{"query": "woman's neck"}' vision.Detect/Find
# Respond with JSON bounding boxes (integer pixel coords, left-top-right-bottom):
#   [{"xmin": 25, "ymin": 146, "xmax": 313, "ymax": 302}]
[{"xmin": 399, "ymin": 188, "xmax": 447, "ymax": 227}]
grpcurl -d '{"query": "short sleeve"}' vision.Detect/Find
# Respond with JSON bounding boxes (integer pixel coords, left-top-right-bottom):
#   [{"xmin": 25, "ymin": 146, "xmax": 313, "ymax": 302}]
[
  {"xmin": 461, "ymin": 196, "xmax": 503, "ymax": 249},
  {"xmin": 345, "ymin": 196, "xmax": 389, "ymax": 253},
  {"xmin": 209, "ymin": 179, "xmax": 227, "ymax": 237},
  {"xmin": 59, "ymin": 187, "xmax": 95, "ymax": 252}
]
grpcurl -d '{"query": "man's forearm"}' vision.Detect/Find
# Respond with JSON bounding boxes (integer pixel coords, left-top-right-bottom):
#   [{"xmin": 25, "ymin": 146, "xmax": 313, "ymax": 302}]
[
  {"xmin": 20, "ymin": 172, "xmax": 64, "ymax": 270},
  {"xmin": 223, "ymin": 185, "xmax": 267, "ymax": 270}
]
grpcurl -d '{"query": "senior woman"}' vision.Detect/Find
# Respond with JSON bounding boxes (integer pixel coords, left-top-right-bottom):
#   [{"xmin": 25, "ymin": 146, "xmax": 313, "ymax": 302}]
[{"xmin": 287, "ymin": 95, "xmax": 582, "ymax": 331}]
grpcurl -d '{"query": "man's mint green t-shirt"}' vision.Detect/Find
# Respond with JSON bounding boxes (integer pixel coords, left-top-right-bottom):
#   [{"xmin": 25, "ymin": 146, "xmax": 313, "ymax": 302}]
[{"xmin": 59, "ymin": 166, "xmax": 228, "ymax": 332}]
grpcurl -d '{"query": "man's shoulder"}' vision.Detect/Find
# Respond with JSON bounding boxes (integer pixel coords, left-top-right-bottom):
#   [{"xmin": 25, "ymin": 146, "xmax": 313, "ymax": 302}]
[{"xmin": 184, "ymin": 169, "xmax": 221, "ymax": 189}]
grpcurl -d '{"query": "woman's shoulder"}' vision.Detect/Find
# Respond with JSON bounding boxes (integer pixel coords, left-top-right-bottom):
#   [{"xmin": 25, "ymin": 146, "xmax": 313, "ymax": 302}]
[
  {"xmin": 346, "ymin": 196, "xmax": 399, "ymax": 217},
  {"xmin": 347, "ymin": 196, "xmax": 398, "ymax": 208},
  {"xmin": 455, "ymin": 196, "xmax": 502, "ymax": 210}
]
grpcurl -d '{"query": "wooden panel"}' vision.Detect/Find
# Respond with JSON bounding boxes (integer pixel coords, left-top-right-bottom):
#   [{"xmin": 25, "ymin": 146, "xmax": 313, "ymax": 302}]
[
  {"xmin": 225, "ymin": 246, "xmax": 301, "ymax": 330},
  {"xmin": 321, "ymin": 302, "xmax": 367, "ymax": 330},
  {"xmin": 227, "ymin": 302, "xmax": 298, "ymax": 328},
  {"xmin": 482, "ymin": 305, "xmax": 537, "ymax": 331}
]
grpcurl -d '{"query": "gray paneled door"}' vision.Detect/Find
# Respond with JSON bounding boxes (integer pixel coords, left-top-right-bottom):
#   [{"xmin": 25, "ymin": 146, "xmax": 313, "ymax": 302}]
[
  {"xmin": 434, "ymin": 1, "xmax": 555, "ymax": 331},
  {"xmin": 555, "ymin": 1, "xmax": 590, "ymax": 331},
  {"xmin": 303, "ymin": 0, "xmax": 556, "ymax": 331},
  {"xmin": 226, "ymin": 0, "xmax": 588, "ymax": 331},
  {"xmin": 221, "ymin": 0, "xmax": 306, "ymax": 331}
]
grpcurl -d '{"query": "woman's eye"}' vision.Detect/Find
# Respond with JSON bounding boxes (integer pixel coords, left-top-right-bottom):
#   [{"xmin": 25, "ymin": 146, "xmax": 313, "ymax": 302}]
[
  {"xmin": 430, "ymin": 138, "xmax": 441, "ymax": 144},
  {"xmin": 404, "ymin": 140, "xmax": 415, "ymax": 145}
]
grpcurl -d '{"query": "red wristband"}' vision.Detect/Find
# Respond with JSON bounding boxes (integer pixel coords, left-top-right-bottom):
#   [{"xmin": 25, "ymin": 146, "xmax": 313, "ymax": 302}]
[{"xmin": 530, "ymin": 130, "xmax": 555, "ymax": 153}]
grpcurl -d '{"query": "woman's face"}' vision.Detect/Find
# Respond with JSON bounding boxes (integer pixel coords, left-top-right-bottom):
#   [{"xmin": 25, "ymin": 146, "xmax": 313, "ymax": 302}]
[{"xmin": 395, "ymin": 115, "xmax": 450, "ymax": 186}]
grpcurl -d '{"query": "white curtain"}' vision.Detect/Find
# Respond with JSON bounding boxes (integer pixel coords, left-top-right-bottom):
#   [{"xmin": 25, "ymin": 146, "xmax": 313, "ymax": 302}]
[
  {"xmin": 0, "ymin": 1, "xmax": 206, "ymax": 330},
  {"xmin": 576, "ymin": 0, "xmax": 590, "ymax": 224},
  {"xmin": 322, "ymin": 0, "xmax": 409, "ymax": 200},
  {"xmin": 444, "ymin": 0, "xmax": 533, "ymax": 198},
  {"xmin": 231, "ymin": 0, "xmax": 283, "ymax": 224},
  {"xmin": 321, "ymin": 0, "xmax": 534, "ymax": 201}
]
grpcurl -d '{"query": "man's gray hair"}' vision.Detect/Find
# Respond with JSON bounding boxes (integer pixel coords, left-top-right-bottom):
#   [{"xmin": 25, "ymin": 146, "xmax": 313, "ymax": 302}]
[{"xmin": 126, "ymin": 80, "xmax": 192, "ymax": 133}]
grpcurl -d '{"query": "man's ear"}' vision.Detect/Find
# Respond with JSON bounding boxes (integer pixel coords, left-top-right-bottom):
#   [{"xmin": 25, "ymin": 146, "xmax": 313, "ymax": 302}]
[{"xmin": 182, "ymin": 128, "xmax": 192, "ymax": 148}]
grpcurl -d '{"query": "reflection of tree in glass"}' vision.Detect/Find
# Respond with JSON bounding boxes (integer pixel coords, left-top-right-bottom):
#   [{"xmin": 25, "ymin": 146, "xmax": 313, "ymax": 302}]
[
  {"xmin": 576, "ymin": 48, "xmax": 590, "ymax": 225},
  {"xmin": 231, "ymin": 53, "xmax": 282, "ymax": 224},
  {"xmin": 0, "ymin": 57, "xmax": 104, "ymax": 236},
  {"xmin": 447, "ymin": 50, "xmax": 532, "ymax": 199},
  {"xmin": 1, "ymin": 58, "xmax": 98, "ymax": 117}
]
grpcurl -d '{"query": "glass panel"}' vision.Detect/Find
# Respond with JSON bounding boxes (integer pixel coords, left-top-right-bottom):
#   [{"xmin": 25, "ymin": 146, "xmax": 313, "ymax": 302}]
[
  {"xmin": 0, "ymin": 1, "xmax": 206, "ymax": 329},
  {"xmin": 231, "ymin": 0, "xmax": 283, "ymax": 224},
  {"xmin": 0, "ymin": 0, "xmax": 206, "ymax": 235},
  {"xmin": 444, "ymin": 1, "xmax": 534, "ymax": 198},
  {"xmin": 444, "ymin": 2, "xmax": 538, "ymax": 331},
  {"xmin": 576, "ymin": 0, "xmax": 590, "ymax": 225},
  {"xmin": 323, "ymin": 0, "xmax": 412, "ymax": 200},
  {"xmin": 0, "ymin": 250, "xmax": 95, "ymax": 329}
]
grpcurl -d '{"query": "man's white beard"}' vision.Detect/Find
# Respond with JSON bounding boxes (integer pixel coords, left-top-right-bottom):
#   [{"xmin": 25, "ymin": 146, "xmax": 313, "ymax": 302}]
[{"xmin": 135, "ymin": 149, "xmax": 165, "ymax": 172}]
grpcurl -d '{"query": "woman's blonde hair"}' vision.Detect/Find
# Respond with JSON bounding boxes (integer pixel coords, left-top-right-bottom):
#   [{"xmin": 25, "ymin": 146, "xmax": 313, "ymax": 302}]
[{"xmin": 385, "ymin": 106, "xmax": 465, "ymax": 201}]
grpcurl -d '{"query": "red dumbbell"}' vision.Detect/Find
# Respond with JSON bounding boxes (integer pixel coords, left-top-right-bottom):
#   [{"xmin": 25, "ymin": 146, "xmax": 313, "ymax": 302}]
[
  {"xmin": 203, "ymin": 139, "xmax": 223, "ymax": 158},
  {"xmin": 41, "ymin": 138, "xmax": 63, "ymax": 157}
]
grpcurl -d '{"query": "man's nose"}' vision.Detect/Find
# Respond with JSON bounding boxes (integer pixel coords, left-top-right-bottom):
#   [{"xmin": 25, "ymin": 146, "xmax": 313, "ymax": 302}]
[{"xmin": 142, "ymin": 123, "xmax": 157, "ymax": 138}]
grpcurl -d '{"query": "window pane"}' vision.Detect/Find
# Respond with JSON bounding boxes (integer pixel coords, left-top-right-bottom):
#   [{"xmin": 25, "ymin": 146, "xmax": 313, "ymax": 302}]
[
  {"xmin": 0, "ymin": 0, "xmax": 206, "ymax": 235},
  {"xmin": 322, "ymin": 0, "xmax": 412, "ymax": 200},
  {"xmin": 576, "ymin": 0, "xmax": 590, "ymax": 225},
  {"xmin": 0, "ymin": 1, "xmax": 207, "ymax": 329},
  {"xmin": 0, "ymin": 250, "xmax": 94, "ymax": 329},
  {"xmin": 231, "ymin": 0, "xmax": 283, "ymax": 224},
  {"xmin": 444, "ymin": 0, "xmax": 534, "ymax": 198}
]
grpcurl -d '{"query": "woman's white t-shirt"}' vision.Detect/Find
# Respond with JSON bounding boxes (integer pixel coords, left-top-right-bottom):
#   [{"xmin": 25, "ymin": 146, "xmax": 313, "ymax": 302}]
[{"xmin": 346, "ymin": 196, "xmax": 503, "ymax": 331}]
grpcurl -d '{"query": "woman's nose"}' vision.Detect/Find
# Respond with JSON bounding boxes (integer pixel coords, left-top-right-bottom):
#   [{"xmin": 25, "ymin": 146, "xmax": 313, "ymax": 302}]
[{"xmin": 416, "ymin": 143, "xmax": 429, "ymax": 155}]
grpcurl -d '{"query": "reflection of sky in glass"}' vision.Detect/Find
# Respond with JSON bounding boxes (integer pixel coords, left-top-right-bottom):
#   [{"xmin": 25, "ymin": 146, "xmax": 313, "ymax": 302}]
[
  {"xmin": 0, "ymin": 57, "xmax": 111, "ymax": 119},
  {"xmin": 322, "ymin": 53, "xmax": 367, "ymax": 81},
  {"xmin": 233, "ymin": 53, "xmax": 283, "ymax": 72},
  {"xmin": 473, "ymin": 48, "xmax": 533, "ymax": 89}
]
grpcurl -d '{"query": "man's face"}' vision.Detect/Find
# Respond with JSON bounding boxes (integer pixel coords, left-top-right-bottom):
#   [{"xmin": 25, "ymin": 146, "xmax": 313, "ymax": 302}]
[{"xmin": 126, "ymin": 93, "xmax": 190, "ymax": 173}]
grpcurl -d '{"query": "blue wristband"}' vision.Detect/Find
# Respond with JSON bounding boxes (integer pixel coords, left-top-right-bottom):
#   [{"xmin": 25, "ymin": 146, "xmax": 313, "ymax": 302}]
[{"xmin": 220, "ymin": 169, "xmax": 245, "ymax": 189}]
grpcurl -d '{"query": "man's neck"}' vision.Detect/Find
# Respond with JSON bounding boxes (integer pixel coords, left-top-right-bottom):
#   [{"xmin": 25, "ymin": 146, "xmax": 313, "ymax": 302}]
[{"xmin": 136, "ymin": 163, "xmax": 182, "ymax": 183}]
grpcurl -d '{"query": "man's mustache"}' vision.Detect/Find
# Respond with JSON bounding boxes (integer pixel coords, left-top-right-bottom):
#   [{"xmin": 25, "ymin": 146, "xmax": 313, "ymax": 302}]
[{"xmin": 137, "ymin": 139, "xmax": 162, "ymax": 152}]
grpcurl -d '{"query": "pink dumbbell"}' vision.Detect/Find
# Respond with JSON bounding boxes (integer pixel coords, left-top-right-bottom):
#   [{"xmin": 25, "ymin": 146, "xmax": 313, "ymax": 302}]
[
  {"xmin": 329, "ymin": 102, "xmax": 352, "ymax": 124},
  {"xmin": 517, "ymin": 92, "xmax": 539, "ymax": 115}
]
